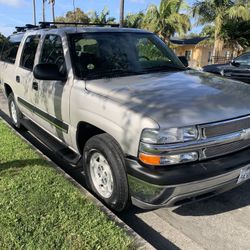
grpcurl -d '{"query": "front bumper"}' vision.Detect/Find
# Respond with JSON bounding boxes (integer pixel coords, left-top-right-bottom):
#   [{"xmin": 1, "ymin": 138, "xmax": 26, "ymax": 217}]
[{"xmin": 126, "ymin": 147, "xmax": 250, "ymax": 209}]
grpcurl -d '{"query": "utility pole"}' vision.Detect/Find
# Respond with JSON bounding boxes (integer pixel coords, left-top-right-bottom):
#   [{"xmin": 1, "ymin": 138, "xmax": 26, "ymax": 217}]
[
  {"xmin": 49, "ymin": 0, "xmax": 55, "ymax": 22},
  {"xmin": 33, "ymin": 0, "xmax": 37, "ymax": 25},
  {"xmin": 42, "ymin": 0, "xmax": 46, "ymax": 22},
  {"xmin": 120, "ymin": 0, "xmax": 124, "ymax": 27}
]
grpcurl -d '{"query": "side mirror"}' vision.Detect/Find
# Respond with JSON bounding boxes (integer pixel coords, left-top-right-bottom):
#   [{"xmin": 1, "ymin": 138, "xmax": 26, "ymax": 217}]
[
  {"xmin": 231, "ymin": 60, "xmax": 240, "ymax": 67},
  {"xmin": 33, "ymin": 64, "xmax": 67, "ymax": 81},
  {"xmin": 178, "ymin": 56, "xmax": 189, "ymax": 67}
]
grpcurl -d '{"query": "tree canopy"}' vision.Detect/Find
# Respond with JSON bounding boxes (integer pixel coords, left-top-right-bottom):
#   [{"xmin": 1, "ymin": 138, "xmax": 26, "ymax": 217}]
[
  {"xmin": 192, "ymin": 0, "xmax": 250, "ymax": 57},
  {"xmin": 56, "ymin": 7, "xmax": 115, "ymax": 24},
  {"xmin": 142, "ymin": 0, "xmax": 191, "ymax": 42},
  {"xmin": 56, "ymin": 8, "xmax": 90, "ymax": 23}
]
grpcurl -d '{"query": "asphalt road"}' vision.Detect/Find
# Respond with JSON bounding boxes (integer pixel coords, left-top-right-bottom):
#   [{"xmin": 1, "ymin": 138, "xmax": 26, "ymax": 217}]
[{"xmin": 1, "ymin": 90, "xmax": 250, "ymax": 250}]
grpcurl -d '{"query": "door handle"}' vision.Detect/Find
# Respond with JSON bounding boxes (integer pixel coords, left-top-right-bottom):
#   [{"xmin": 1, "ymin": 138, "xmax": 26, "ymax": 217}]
[
  {"xmin": 32, "ymin": 82, "xmax": 38, "ymax": 91},
  {"xmin": 16, "ymin": 75, "xmax": 20, "ymax": 83}
]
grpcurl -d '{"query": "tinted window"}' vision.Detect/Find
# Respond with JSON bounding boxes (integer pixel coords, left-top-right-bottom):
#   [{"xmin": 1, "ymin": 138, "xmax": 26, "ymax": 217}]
[
  {"xmin": 0, "ymin": 34, "xmax": 24, "ymax": 64},
  {"xmin": 40, "ymin": 35, "xmax": 66, "ymax": 74},
  {"xmin": 20, "ymin": 35, "xmax": 40, "ymax": 70},
  {"xmin": 235, "ymin": 53, "xmax": 250, "ymax": 66},
  {"xmin": 69, "ymin": 33, "xmax": 184, "ymax": 80}
]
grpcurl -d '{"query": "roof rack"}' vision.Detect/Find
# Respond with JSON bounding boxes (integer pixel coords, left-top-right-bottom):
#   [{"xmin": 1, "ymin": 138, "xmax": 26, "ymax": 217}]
[
  {"xmin": 13, "ymin": 22, "xmax": 121, "ymax": 34},
  {"xmin": 39, "ymin": 21, "xmax": 120, "ymax": 28},
  {"xmin": 15, "ymin": 24, "xmax": 38, "ymax": 33}
]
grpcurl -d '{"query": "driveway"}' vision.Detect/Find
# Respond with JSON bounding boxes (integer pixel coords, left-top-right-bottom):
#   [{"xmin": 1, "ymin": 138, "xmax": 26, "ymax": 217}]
[{"xmin": 1, "ymin": 89, "xmax": 249, "ymax": 250}]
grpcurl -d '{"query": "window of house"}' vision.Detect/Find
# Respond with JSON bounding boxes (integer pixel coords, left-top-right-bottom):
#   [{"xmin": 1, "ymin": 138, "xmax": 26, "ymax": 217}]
[
  {"xmin": 225, "ymin": 51, "xmax": 231, "ymax": 59},
  {"xmin": 0, "ymin": 34, "xmax": 24, "ymax": 64},
  {"xmin": 20, "ymin": 35, "xmax": 40, "ymax": 70},
  {"xmin": 40, "ymin": 35, "xmax": 66, "ymax": 74},
  {"xmin": 185, "ymin": 50, "xmax": 192, "ymax": 61},
  {"xmin": 208, "ymin": 51, "xmax": 212, "ymax": 62}
]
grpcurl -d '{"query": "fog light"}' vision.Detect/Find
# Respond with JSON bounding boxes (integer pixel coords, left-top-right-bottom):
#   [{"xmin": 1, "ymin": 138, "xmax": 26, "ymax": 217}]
[{"xmin": 139, "ymin": 152, "xmax": 198, "ymax": 166}]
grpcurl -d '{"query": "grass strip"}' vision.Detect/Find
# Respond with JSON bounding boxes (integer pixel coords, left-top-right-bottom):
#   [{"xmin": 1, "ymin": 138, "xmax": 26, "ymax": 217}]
[{"xmin": 0, "ymin": 120, "xmax": 133, "ymax": 250}]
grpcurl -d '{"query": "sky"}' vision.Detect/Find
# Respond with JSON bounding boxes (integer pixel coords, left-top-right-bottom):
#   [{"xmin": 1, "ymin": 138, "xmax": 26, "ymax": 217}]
[{"xmin": 0, "ymin": 0, "xmax": 200, "ymax": 36}]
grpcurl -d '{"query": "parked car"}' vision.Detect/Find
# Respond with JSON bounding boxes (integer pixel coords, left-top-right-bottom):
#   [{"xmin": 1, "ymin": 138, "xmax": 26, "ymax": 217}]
[
  {"xmin": 203, "ymin": 52, "xmax": 250, "ymax": 83},
  {"xmin": 1, "ymin": 23, "xmax": 250, "ymax": 212}
]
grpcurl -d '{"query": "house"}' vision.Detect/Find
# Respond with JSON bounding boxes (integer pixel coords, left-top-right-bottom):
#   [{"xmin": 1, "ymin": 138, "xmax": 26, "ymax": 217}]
[{"xmin": 170, "ymin": 37, "xmax": 240, "ymax": 69}]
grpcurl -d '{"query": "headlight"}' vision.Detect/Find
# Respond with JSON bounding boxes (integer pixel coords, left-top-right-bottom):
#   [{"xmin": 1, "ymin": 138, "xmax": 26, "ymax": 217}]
[
  {"xmin": 139, "ymin": 127, "xmax": 199, "ymax": 166},
  {"xmin": 141, "ymin": 126, "xmax": 198, "ymax": 144}
]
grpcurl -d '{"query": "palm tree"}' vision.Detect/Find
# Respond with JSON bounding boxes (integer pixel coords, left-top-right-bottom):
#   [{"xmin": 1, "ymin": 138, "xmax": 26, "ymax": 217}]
[
  {"xmin": 120, "ymin": 0, "xmax": 125, "ymax": 27},
  {"xmin": 142, "ymin": 0, "xmax": 191, "ymax": 43},
  {"xmin": 32, "ymin": 0, "xmax": 36, "ymax": 25},
  {"xmin": 88, "ymin": 7, "xmax": 115, "ymax": 24},
  {"xmin": 192, "ymin": 0, "xmax": 250, "ymax": 62},
  {"xmin": 48, "ymin": 0, "xmax": 55, "ymax": 22},
  {"xmin": 42, "ymin": 0, "xmax": 46, "ymax": 22},
  {"xmin": 125, "ymin": 12, "xmax": 144, "ymax": 28}
]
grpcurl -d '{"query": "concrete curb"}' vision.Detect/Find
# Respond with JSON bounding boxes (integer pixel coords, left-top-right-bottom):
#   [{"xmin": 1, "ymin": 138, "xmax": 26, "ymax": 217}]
[{"xmin": 0, "ymin": 107, "xmax": 154, "ymax": 250}]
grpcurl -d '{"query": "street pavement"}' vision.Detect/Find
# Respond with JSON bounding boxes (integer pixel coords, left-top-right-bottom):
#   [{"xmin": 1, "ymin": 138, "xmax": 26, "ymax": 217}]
[{"xmin": 1, "ymin": 89, "xmax": 249, "ymax": 250}]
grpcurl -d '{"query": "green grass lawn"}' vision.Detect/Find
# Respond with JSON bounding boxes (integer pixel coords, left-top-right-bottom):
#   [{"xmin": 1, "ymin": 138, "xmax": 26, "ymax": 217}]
[{"xmin": 0, "ymin": 120, "xmax": 133, "ymax": 250}]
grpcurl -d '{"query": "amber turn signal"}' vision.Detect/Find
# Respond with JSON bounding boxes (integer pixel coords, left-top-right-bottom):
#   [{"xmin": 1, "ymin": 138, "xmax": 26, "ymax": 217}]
[{"xmin": 139, "ymin": 153, "xmax": 161, "ymax": 165}]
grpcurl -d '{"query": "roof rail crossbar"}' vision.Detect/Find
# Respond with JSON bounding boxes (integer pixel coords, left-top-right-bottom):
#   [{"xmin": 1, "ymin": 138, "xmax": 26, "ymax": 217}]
[
  {"xmin": 26, "ymin": 24, "xmax": 39, "ymax": 29},
  {"xmin": 15, "ymin": 24, "xmax": 39, "ymax": 33},
  {"xmin": 39, "ymin": 21, "xmax": 120, "ymax": 28},
  {"xmin": 15, "ymin": 26, "xmax": 26, "ymax": 32}
]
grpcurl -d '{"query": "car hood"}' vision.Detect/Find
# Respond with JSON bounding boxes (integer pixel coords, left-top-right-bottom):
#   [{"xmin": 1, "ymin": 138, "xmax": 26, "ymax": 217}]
[{"xmin": 85, "ymin": 70, "xmax": 250, "ymax": 128}]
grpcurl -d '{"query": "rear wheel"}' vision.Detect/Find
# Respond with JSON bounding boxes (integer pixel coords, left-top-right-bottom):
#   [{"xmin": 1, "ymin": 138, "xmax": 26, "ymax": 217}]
[
  {"xmin": 83, "ymin": 134, "xmax": 130, "ymax": 212},
  {"xmin": 8, "ymin": 93, "xmax": 23, "ymax": 129}
]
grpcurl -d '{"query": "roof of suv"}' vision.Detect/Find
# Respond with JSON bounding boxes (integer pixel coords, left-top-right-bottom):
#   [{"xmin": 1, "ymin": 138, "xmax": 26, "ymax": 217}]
[
  {"xmin": 58, "ymin": 27, "xmax": 152, "ymax": 34},
  {"xmin": 12, "ymin": 26, "xmax": 152, "ymax": 37}
]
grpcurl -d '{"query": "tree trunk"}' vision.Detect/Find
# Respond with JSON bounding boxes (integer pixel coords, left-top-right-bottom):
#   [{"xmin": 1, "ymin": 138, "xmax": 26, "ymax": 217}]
[
  {"xmin": 42, "ymin": 0, "xmax": 46, "ymax": 22},
  {"xmin": 51, "ymin": 2, "xmax": 55, "ymax": 22},
  {"xmin": 120, "ymin": 0, "xmax": 124, "ymax": 27},
  {"xmin": 212, "ymin": 15, "xmax": 223, "ymax": 64},
  {"xmin": 32, "ymin": 0, "xmax": 36, "ymax": 25}
]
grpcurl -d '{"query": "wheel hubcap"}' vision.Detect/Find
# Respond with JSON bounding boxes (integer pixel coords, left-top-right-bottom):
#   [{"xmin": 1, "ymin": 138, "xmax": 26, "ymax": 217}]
[
  {"xmin": 10, "ymin": 101, "xmax": 18, "ymax": 124},
  {"xmin": 89, "ymin": 152, "xmax": 114, "ymax": 199}
]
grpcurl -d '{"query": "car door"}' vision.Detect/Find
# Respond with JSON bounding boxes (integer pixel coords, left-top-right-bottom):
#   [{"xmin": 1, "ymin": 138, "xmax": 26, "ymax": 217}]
[
  {"xmin": 15, "ymin": 34, "xmax": 41, "ymax": 119},
  {"xmin": 31, "ymin": 34, "xmax": 72, "ymax": 145},
  {"xmin": 224, "ymin": 53, "xmax": 250, "ymax": 83}
]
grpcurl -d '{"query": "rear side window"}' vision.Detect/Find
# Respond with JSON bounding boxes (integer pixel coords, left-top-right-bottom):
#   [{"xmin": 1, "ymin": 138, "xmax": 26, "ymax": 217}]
[
  {"xmin": 0, "ymin": 34, "xmax": 24, "ymax": 64},
  {"xmin": 20, "ymin": 35, "xmax": 40, "ymax": 70}
]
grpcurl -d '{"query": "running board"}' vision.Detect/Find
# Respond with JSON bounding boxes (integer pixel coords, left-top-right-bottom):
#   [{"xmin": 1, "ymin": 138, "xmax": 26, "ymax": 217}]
[{"xmin": 21, "ymin": 118, "xmax": 82, "ymax": 166}]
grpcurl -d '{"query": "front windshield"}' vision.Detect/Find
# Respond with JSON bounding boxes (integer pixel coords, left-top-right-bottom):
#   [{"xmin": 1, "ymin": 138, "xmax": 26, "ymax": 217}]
[{"xmin": 69, "ymin": 32, "xmax": 185, "ymax": 80}]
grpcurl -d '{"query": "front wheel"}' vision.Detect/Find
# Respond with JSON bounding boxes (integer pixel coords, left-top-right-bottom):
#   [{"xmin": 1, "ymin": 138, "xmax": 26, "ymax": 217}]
[
  {"xmin": 8, "ymin": 93, "xmax": 24, "ymax": 129},
  {"xmin": 83, "ymin": 134, "xmax": 130, "ymax": 212}
]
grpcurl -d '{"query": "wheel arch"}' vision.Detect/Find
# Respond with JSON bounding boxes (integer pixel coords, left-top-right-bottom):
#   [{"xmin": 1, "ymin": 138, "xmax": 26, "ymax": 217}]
[
  {"xmin": 3, "ymin": 83, "xmax": 13, "ymax": 97},
  {"xmin": 76, "ymin": 121, "xmax": 107, "ymax": 154}
]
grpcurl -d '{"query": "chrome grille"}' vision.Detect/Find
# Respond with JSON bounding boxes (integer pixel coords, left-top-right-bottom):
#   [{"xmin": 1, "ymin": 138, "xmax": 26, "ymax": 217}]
[
  {"xmin": 204, "ymin": 138, "xmax": 250, "ymax": 158},
  {"xmin": 201, "ymin": 116, "xmax": 250, "ymax": 138}
]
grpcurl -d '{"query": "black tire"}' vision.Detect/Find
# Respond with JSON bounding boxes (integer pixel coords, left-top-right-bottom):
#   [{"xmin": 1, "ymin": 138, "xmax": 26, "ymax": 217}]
[
  {"xmin": 83, "ymin": 133, "xmax": 130, "ymax": 212},
  {"xmin": 8, "ymin": 93, "xmax": 23, "ymax": 129}
]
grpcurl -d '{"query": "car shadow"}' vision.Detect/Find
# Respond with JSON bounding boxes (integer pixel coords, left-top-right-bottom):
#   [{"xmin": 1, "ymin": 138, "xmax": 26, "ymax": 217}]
[
  {"xmin": 0, "ymin": 159, "xmax": 48, "ymax": 172},
  {"xmin": 118, "ymin": 206, "xmax": 181, "ymax": 250},
  {"xmin": 172, "ymin": 181, "xmax": 250, "ymax": 216}
]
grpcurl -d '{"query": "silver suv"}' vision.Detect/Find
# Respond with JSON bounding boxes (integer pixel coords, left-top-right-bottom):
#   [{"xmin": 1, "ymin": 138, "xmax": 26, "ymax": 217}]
[{"xmin": 1, "ymin": 23, "xmax": 250, "ymax": 212}]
